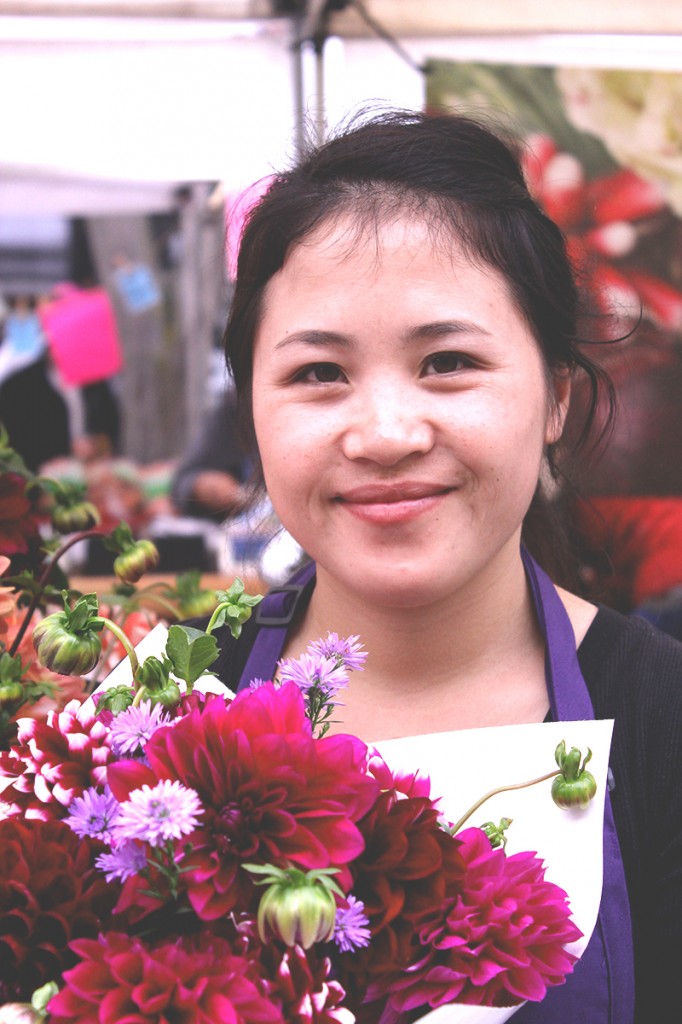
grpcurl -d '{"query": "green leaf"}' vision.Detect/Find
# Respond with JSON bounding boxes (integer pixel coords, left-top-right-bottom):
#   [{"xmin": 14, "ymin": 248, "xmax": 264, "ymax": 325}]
[
  {"xmin": 174, "ymin": 570, "xmax": 203, "ymax": 601},
  {"xmin": 208, "ymin": 577, "xmax": 263, "ymax": 639},
  {"xmin": 0, "ymin": 651, "xmax": 28, "ymax": 683},
  {"xmin": 165, "ymin": 624, "xmax": 219, "ymax": 686},
  {"xmin": 96, "ymin": 683, "xmax": 135, "ymax": 715},
  {"xmin": 67, "ymin": 593, "xmax": 101, "ymax": 632},
  {"xmin": 103, "ymin": 521, "xmax": 136, "ymax": 554}
]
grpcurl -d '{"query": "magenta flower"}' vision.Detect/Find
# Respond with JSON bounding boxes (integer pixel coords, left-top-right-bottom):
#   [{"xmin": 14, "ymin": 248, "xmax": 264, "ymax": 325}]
[
  {"xmin": 0, "ymin": 700, "xmax": 114, "ymax": 819},
  {"xmin": 48, "ymin": 932, "xmax": 284, "ymax": 1024},
  {"xmin": 373, "ymin": 827, "xmax": 582, "ymax": 1014},
  {"xmin": 107, "ymin": 681, "xmax": 379, "ymax": 921}
]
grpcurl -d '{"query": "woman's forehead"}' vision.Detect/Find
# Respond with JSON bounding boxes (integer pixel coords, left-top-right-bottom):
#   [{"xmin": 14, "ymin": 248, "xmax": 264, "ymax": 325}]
[{"xmin": 284, "ymin": 207, "xmax": 476, "ymax": 275}]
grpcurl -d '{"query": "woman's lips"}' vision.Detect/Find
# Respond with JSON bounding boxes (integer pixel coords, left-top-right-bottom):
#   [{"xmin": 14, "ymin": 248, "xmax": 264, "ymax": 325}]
[{"xmin": 335, "ymin": 483, "xmax": 452, "ymax": 525}]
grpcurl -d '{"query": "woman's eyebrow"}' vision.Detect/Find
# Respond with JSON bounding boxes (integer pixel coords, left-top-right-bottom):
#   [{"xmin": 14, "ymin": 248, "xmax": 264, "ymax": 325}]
[
  {"xmin": 405, "ymin": 320, "xmax": 492, "ymax": 341},
  {"xmin": 274, "ymin": 330, "xmax": 352, "ymax": 351}
]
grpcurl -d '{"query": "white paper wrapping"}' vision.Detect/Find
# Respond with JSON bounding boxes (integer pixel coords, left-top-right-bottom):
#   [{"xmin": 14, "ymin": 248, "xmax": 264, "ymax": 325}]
[{"xmin": 373, "ymin": 719, "xmax": 614, "ymax": 1022}]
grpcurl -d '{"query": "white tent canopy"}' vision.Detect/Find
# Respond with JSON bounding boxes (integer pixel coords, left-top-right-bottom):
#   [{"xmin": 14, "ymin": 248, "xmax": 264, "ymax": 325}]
[{"xmin": 2, "ymin": 10, "xmax": 682, "ymax": 215}]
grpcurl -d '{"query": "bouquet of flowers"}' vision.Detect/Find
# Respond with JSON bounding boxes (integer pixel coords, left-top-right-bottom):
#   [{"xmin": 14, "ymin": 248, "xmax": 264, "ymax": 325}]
[
  {"xmin": 0, "ymin": 565, "xmax": 603, "ymax": 1024},
  {"xmin": 0, "ymin": 426, "xmax": 607, "ymax": 1024}
]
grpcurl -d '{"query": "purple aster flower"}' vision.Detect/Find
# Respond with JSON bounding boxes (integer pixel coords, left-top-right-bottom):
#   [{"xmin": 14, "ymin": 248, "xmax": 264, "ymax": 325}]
[
  {"xmin": 278, "ymin": 652, "xmax": 349, "ymax": 699},
  {"xmin": 65, "ymin": 786, "xmax": 121, "ymax": 843},
  {"xmin": 96, "ymin": 841, "xmax": 148, "ymax": 882},
  {"xmin": 308, "ymin": 632, "xmax": 367, "ymax": 673},
  {"xmin": 334, "ymin": 895, "xmax": 371, "ymax": 953},
  {"xmin": 112, "ymin": 779, "xmax": 203, "ymax": 847},
  {"xmin": 249, "ymin": 677, "xmax": 273, "ymax": 691},
  {"xmin": 108, "ymin": 699, "xmax": 171, "ymax": 757}
]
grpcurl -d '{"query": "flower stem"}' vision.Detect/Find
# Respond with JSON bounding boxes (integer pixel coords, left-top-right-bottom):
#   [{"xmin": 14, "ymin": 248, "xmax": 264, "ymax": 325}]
[
  {"xmin": 124, "ymin": 584, "xmax": 180, "ymax": 621},
  {"xmin": 205, "ymin": 601, "xmax": 228, "ymax": 635},
  {"xmin": 132, "ymin": 685, "xmax": 149, "ymax": 708},
  {"xmin": 449, "ymin": 769, "xmax": 561, "ymax": 836},
  {"xmin": 8, "ymin": 528, "xmax": 106, "ymax": 657},
  {"xmin": 93, "ymin": 615, "xmax": 140, "ymax": 676}
]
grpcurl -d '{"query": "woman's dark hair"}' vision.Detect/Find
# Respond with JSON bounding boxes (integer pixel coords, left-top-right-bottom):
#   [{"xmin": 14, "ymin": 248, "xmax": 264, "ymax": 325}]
[{"xmin": 223, "ymin": 110, "xmax": 615, "ymax": 583}]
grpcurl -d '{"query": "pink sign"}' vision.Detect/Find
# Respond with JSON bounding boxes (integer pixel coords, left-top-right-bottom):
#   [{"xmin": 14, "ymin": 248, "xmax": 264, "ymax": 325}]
[{"xmin": 39, "ymin": 284, "xmax": 124, "ymax": 387}]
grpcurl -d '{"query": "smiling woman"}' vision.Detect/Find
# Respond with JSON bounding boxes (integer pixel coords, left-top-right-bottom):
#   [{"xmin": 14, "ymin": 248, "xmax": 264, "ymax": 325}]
[
  {"xmin": 204, "ymin": 111, "xmax": 682, "ymax": 1022},
  {"xmin": 252, "ymin": 216, "xmax": 568, "ymax": 615}
]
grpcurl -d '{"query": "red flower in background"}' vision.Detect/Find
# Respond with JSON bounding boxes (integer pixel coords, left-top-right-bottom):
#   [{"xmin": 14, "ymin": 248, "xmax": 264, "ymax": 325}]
[
  {"xmin": 0, "ymin": 474, "xmax": 41, "ymax": 558},
  {"xmin": 0, "ymin": 699, "xmax": 113, "ymax": 819},
  {"xmin": 48, "ymin": 932, "xmax": 283, "ymax": 1024},
  {"xmin": 523, "ymin": 134, "xmax": 682, "ymax": 337},
  {"xmin": 108, "ymin": 682, "xmax": 379, "ymax": 921},
  {"xmin": 0, "ymin": 817, "xmax": 119, "ymax": 1004}
]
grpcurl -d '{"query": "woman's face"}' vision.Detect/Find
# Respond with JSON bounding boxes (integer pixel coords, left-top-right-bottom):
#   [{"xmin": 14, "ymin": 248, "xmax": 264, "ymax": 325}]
[{"xmin": 251, "ymin": 216, "xmax": 569, "ymax": 609}]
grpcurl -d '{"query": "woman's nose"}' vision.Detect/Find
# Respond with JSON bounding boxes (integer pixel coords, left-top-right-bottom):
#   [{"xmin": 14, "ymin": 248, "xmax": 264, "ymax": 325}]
[{"xmin": 341, "ymin": 382, "xmax": 435, "ymax": 465}]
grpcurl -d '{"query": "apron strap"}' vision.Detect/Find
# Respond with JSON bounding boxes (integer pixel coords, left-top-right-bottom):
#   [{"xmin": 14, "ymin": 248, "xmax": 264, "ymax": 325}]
[
  {"xmin": 520, "ymin": 548, "xmax": 634, "ymax": 1024},
  {"xmin": 521, "ymin": 547, "xmax": 594, "ymax": 721},
  {"xmin": 237, "ymin": 560, "xmax": 316, "ymax": 689}
]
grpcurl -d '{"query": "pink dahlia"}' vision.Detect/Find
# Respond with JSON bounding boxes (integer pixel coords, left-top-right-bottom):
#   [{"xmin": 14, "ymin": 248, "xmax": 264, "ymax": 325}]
[
  {"xmin": 374, "ymin": 827, "xmax": 582, "ymax": 1015},
  {"xmin": 0, "ymin": 817, "xmax": 120, "ymax": 1003},
  {"xmin": 48, "ymin": 932, "xmax": 284, "ymax": 1024},
  {"xmin": 108, "ymin": 681, "xmax": 379, "ymax": 920},
  {"xmin": 267, "ymin": 945, "xmax": 354, "ymax": 1024},
  {"xmin": 0, "ymin": 699, "xmax": 114, "ymax": 819}
]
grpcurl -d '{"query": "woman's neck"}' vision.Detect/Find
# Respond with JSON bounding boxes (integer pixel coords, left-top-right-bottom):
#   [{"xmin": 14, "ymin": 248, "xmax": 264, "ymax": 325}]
[{"xmin": 282, "ymin": 547, "xmax": 552, "ymax": 738}]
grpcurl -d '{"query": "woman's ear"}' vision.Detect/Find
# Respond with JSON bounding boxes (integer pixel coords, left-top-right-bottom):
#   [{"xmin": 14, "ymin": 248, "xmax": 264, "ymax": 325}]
[{"xmin": 545, "ymin": 370, "xmax": 571, "ymax": 445}]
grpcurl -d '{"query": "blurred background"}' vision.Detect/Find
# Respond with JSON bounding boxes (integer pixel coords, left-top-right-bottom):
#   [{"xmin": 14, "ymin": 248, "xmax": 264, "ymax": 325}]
[{"xmin": 3, "ymin": 1, "xmax": 682, "ymax": 628}]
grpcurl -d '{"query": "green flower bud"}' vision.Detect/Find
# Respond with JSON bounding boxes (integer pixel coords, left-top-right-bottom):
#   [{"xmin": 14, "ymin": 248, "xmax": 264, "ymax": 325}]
[
  {"xmin": 551, "ymin": 740, "xmax": 598, "ymax": 810},
  {"xmin": 32, "ymin": 594, "xmax": 103, "ymax": 676},
  {"xmin": 245, "ymin": 865, "xmax": 343, "ymax": 949},
  {"xmin": 114, "ymin": 539, "xmax": 160, "ymax": 584},
  {"xmin": 481, "ymin": 816, "xmax": 513, "ymax": 849},
  {"xmin": 52, "ymin": 500, "xmax": 100, "ymax": 534},
  {"xmin": 32, "ymin": 980, "xmax": 59, "ymax": 1016},
  {"xmin": 0, "ymin": 681, "xmax": 24, "ymax": 706},
  {"xmin": 135, "ymin": 655, "xmax": 181, "ymax": 707}
]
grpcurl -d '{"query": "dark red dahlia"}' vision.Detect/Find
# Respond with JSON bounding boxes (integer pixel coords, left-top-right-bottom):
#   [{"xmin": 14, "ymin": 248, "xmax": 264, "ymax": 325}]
[
  {"xmin": 371, "ymin": 827, "xmax": 582, "ymax": 1015},
  {"xmin": 107, "ymin": 681, "xmax": 379, "ymax": 921},
  {"xmin": 0, "ymin": 817, "xmax": 120, "ymax": 1003},
  {"xmin": 333, "ymin": 761, "xmax": 465, "ymax": 1011},
  {"xmin": 48, "ymin": 932, "xmax": 284, "ymax": 1024},
  {"xmin": 0, "ymin": 699, "xmax": 114, "ymax": 819}
]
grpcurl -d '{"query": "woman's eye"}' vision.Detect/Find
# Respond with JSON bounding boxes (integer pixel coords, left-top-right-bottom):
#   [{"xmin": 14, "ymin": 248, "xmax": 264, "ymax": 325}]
[
  {"xmin": 298, "ymin": 362, "xmax": 345, "ymax": 384},
  {"xmin": 423, "ymin": 352, "xmax": 468, "ymax": 375}
]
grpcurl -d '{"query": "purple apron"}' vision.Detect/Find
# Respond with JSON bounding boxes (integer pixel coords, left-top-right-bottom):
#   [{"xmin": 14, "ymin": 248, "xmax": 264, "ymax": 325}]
[{"xmin": 236, "ymin": 551, "xmax": 635, "ymax": 1023}]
